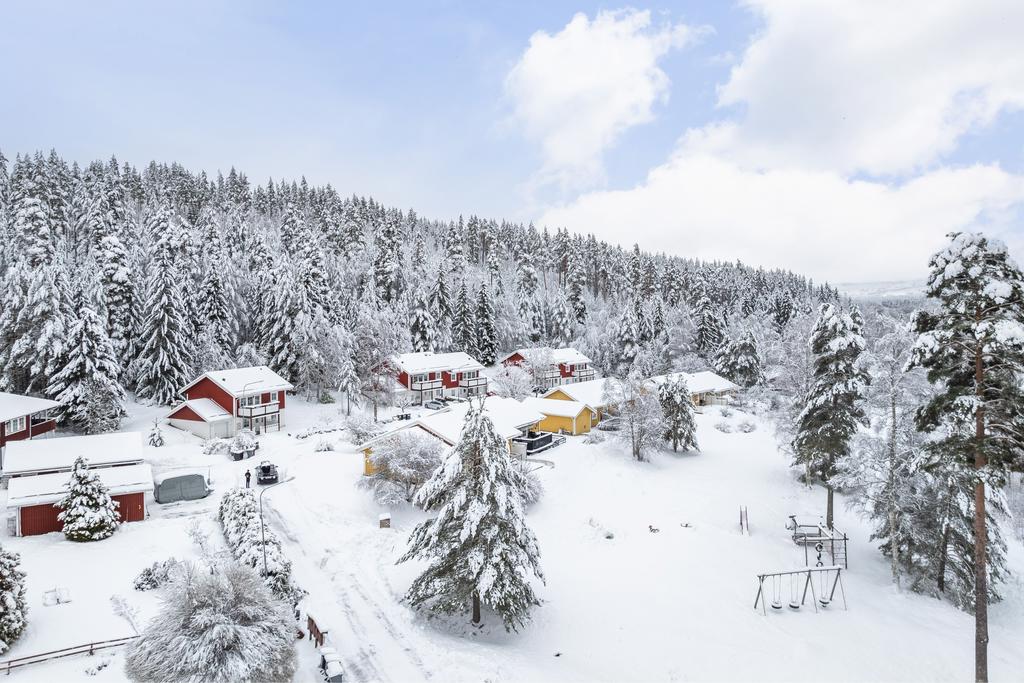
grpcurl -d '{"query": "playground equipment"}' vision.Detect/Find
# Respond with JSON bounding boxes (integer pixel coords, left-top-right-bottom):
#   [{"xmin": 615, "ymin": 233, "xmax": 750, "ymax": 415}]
[
  {"xmin": 739, "ymin": 506, "xmax": 750, "ymax": 535},
  {"xmin": 787, "ymin": 515, "xmax": 848, "ymax": 569},
  {"xmin": 754, "ymin": 566, "xmax": 847, "ymax": 615}
]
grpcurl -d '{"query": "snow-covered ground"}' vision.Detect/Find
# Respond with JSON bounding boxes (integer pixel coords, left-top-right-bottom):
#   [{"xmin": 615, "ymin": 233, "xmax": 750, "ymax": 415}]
[{"xmin": 2, "ymin": 398, "xmax": 1023, "ymax": 681}]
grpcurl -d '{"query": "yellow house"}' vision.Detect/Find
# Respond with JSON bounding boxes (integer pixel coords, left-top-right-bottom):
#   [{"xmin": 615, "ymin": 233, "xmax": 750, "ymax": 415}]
[
  {"xmin": 522, "ymin": 397, "xmax": 597, "ymax": 436},
  {"xmin": 542, "ymin": 379, "xmax": 609, "ymax": 425}
]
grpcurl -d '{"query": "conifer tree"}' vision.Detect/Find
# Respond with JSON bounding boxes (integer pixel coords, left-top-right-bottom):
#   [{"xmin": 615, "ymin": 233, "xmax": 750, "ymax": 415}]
[
  {"xmin": 410, "ymin": 289, "xmax": 436, "ymax": 353},
  {"xmin": 658, "ymin": 376, "xmax": 698, "ymax": 452},
  {"xmin": 47, "ymin": 294, "xmax": 124, "ymax": 433},
  {"xmin": 614, "ymin": 304, "xmax": 640, "ymax": 375},
  {"xmin": 57, "ymin": 457, "xmax": 120, "ymax": 541},
  {"xmin": 714, "ymin": 330, "xmax": 764, "ymax": 388},
  {"xmin": 692, "ymin": 295, "xmax": 724, "ymax": 358},
  {"xmin": 135, "ymin": 237, "xmax": 195, "ymax": 405},
  {"xmin": 475, "ymin": 284, "xmax": 497, "ymax": 365},
  {"xmin": 792, "ymin": 304, "xmax": 867, "ymax": 529},
  {"xmin": 452, "ymin": 281, "xmax": 477, "ymax": 357},
  {"xmin": 265, "ymin": 265, "xmax": 310, "ymax": 384},
  {"xmin": 0, "ymin": 545, "xmax": 27, "ymax": 655},
  {"xmin": 907, "ymin": 232, "xmax": 1024, "ymax": 681},
  {"xmin": 96, "ymin": 234, "xmax": 134, "ymax": 366},
  {"xmin": 399, "ymin": 402, "xmax": 544, "ymax": 631}
]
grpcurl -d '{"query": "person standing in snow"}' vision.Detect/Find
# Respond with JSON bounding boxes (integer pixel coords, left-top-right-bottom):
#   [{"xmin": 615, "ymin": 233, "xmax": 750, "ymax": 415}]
[{"xmin": 244, "ymin": 470, "xmax": 251, "ymax": 489}]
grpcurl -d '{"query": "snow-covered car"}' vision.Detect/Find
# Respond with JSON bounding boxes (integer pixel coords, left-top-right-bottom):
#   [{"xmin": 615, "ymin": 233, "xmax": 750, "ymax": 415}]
[
  {"xmin": 423, "ymin": 400, "xmax": 445, "ymax": 410},
  {"xmin": 255, "ymin": 461, "xmax": 279, "ymax": 485}
]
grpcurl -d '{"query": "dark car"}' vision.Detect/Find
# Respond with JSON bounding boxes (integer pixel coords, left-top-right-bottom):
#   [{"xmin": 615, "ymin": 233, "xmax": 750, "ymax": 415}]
[{"xmin": 256, "ymin": 461, "xmax": 279, "ymax": 485}]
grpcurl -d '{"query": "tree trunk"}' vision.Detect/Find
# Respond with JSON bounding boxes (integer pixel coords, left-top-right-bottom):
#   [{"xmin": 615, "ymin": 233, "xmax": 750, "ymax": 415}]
[
  {"xmin": 826, "ymin": 485, "xmax": 834, "ymax": 530},
  {"xmin": 973, "ymin": 338, "xmax": 988, "ymax": 683},
  {"xmin": 937, "ymin": 520, "xmax": 950, "ymax": 594},
  {"xmin": 889, "ymin": 508, "xmax": 901, "ymax": 590},
  {"xmin": 889, "ymin": 393, "xmax": 901, "ymax": 590},
  {"xmin": 472, "ymin": 591, "xmax": 481, "ymax": 625}
]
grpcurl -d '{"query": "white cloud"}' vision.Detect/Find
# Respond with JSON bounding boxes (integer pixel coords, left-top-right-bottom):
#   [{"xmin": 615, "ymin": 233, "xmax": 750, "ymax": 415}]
[
  {"xmin": 535, "ymin": 0, "xmax": 1024, "ymax": 282},
  {"xmin": 505, "ymin": 9, "xmax": 699, "ymax": 191}
]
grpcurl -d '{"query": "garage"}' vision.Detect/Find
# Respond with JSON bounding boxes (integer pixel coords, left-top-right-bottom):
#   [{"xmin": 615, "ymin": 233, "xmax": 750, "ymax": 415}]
[
  {"xmin": 7, "ymin": 463, "xmax": 154, "ymax": 537},
  {"xmin": 166, "ymin": 398, "xmax": 234, "ymax": 439}
]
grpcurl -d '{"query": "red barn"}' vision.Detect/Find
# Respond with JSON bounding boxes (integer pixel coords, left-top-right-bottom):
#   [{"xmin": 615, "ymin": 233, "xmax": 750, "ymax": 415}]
[
  {"xmin": 0, "ymin": 392, "xmax": 60, "ymax": 454},
  {"xmin": 167, "ymin": 366, "xmax": 294, "ymax": 438}
]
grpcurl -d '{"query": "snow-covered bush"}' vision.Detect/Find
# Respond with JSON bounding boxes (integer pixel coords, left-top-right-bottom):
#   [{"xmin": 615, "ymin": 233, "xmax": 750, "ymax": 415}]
[
  {"xmin": 229, "ymin": 429, "xmax": 258, "ymax": 456},
  {"xmin": 57, "ymin": 457, "xmax": 120, "ymax": 542},
  {"xmin": 148, "ymin": 420, "xmax": 164, "ymax": 447},
  {"xmin": 133, "ymin": 558, "xmax": 178, "ymax": 591},
  {"xmin": 313, "ymin": 438, "xmax": 334, "ymax": 452},
  {"xmin": 124, "ymin": 561, "xmax": 296, "ymax": 682},
  {"xmin": 719, "ymin": 407, "xmax": 734, "ymax": 418},
  {"xmin": 0, "ymin": 546, "xmax": 28, "ymax": 655},
  {"xmin": 738, "ymin": 420, "xmax": 757, "ymax": 433},
  {"xmin": 583, "ymin": 431, "xmax": 605, "ymax": 445},
  {"xmin": 521, "ymin": 468, "xmax": 544, "ymax": 506},
  {"xmin": 345, "ymin": 413, "xmax": 383, "ymax": 444},
  {"xmin": 218, "ymin": 489, "xmax": 303, "ymax": 605},
  {"xmin": 202, "ymin": 439, "xmax": 229, "ymax": 455},
  {"xmin": 361, "ymin": 431, "xmax": 444, "ymax": 506},
  {"xmin": 714, "ymin": 422, "xmax": 733, "ymax": 434}
]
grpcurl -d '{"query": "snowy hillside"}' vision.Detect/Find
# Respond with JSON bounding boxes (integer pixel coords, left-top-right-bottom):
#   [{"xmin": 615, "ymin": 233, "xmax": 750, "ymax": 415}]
[
  {"xmin": 835, "ymin": 280, "xmax": 926, "ymax": 300},
  {"xmin": 4, "ymin": 397, "xmax": 1021, "ymax": 682}
]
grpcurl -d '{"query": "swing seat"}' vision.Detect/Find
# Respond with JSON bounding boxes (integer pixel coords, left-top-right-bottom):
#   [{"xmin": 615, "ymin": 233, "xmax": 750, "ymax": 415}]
[
  {"xmin": 788, "ymin": 601, "xmax": 801, "ymax": 609},
  {"xmin": 819, "ymin": 598, "xmax": 831, "ymax": 607},
  {"xmin": 770, "ymin": 600, "xmax": 783, "ymax": 610}
]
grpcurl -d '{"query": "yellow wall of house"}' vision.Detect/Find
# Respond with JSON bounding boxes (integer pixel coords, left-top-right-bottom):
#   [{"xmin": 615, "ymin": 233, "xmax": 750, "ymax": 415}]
[
  {"xmin": 546, "ymin": 389, "xmax": 574, "ymax": 402},
  {"xmin": 536, "ymin": 411, "xmax": 592, "ymax": 435},
  {"xmin": 363, "ymin": 447, "xmax": 376, "ymax": 476}
]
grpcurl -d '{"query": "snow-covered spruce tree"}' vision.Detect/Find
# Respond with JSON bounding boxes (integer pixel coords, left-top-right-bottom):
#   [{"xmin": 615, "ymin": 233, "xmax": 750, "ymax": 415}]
[
  {"xmin": 410, "ymin": 288, "xmax": 436, "ymax": 353},
  {"xmin": 475, "ymin": 283, "xmax": 497, "ymax": 365},
  {"xmin": 906, "ymin": 232, "xmax": 1024, "ymax": 680},
  {"xmin": 399, "ymin": 402, "xmax": 543, "ymax": 630},
  {"xmin": 0, "ymin": 545, "xmax": 27, "ymax": 655},
  {"xmin": 46, "ymin": 295, "xmax": 125, "ymax": 433},
  {"xmin": 95, "ymin": 233, "xmax": 134, "ymax": 367},
  {"xmin": 57, "ymin": 457, "xmax": 120, "ymax": 541},
  {"xmin": 714, "ymin": 330, "xmax": 764, "ymax": 388},
  {"xmin": 265, "ymin": 265, "xmax": 310, "ymax": 385},
  {"xmin": 452, "ymin": 280, "xmax": 477, "ymax": 357},
  {"xmin": 791, "ymin": 303, "xmax": 867, "ymax": 529},
  {"xmin": 658, "ymin": 376, "xmax": 698, "ymax": 453},
  {"xmin": 361, "ymin": 430, "xmax": 444, "ymax": 506},
  {"xmin": 692, "ymin": 295, "xmax": 725, "ymax": 358},
  {"xmin": 124, "ymin": 561, "xmax": 296, "ymax": 683},
  {"xmin": 148, "ymin": 420, "xmax": 164, "ymax": 447},
  {"xmin": 135, "ymin": 237, "xmax": 194, "ymax": 405}
]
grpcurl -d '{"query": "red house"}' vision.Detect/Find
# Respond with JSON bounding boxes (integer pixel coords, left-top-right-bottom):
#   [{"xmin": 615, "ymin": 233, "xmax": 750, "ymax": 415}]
[
  {"xmin": 167, "ymin": 366, "xmax": 294, "ymax": 439},
  {"xmin": 500, "ymin": 347, "xmax": 596, "ymax": 390},
  {"xmin": 392, "ymin": 352, "xmax": 488, "ymax": 405},
  {"xmin": 0, "ymin": 392, "xmax": 60, "ymax": 455}
]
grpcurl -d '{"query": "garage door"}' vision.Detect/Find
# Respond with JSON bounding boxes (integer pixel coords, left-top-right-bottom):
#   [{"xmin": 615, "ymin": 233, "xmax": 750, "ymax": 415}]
[
  {"xmin": 20, "ymin": 503, "xmax": 63, "ymax": 536},
  {"xmin": 113, "ymin": 493, "xmax": 145, "ymax": 522}
]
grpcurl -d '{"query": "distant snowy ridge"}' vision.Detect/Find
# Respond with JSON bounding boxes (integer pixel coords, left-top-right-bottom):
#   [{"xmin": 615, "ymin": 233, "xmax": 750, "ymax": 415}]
[{"xmin": 836, "ymin": 280, "xmax": 925, "ymax": 300}]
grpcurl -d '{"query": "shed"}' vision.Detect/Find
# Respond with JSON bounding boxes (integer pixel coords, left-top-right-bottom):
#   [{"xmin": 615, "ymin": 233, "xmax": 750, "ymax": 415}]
[
  {"xmin": 7, "ymin": 463, "xmax": 154, "ymax": 536},
  {"xmin": 522, "ymin": 397, "xmax": 597, "ymax": 435},
  {"xmin": 154, "ymin": 471, "xmax": 210, "ymax": 504},
  {"xmin": 166, "ymin": 398, "xmax": 234, "ymax": 439}
]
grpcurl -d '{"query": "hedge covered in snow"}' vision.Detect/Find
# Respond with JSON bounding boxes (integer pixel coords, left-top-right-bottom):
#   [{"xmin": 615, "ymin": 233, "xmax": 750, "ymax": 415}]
[{"xmin": 218, "ymin": 488, "xmax": 304, "ymax": 605}]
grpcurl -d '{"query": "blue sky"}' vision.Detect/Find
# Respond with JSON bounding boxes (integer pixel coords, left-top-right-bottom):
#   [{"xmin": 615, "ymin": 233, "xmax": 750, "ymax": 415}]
[{"xmin": 2, "ymin": 1, "xmax": 1022, "ymax": 281}]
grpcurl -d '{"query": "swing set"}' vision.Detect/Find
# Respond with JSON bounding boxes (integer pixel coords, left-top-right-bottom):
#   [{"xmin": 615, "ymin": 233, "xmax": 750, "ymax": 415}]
[{"xmin": 753, "ymin": 566, "xmax": 847, "ymax": 615}]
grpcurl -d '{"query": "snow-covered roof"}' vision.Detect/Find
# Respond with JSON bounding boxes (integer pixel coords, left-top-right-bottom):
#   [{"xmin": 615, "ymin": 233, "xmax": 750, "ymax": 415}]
[
  {"xmin": 542, "ymin": 378, "xmax": 613, "ymax": 408},
  {"xmin": 153, "ymin": 468, "xmax": 210, "ymax": 485},
  {"xmin": 0, "ymin": 392, "xmax": 61, "ymax": 424},
  {"xmin": 182, "ymin": 366, "xmax": 294, "ymax": 397},
  {"xmin": 361, "ymin": 397, "xmax": 543, "ymax": 449},
  {"xmin": 522, "ymin": 397, "xmax": 596, "ymax": 419},
  {"xmin": 502, "ymin": 347, "xmax": 592, "ymax": 366},
  {"xmin": 7, "ymin": 463, "xmax": 154, "ymax": 508},
  {"xmin": 393, "ymin": 352, "xmax": 485, "ymax": 374},
  {"xmin": 648, "ymin": 371, "xmax": 740, "ymax": 395},
  {"xmin": 3, "ymin": 432, "xmax": 144, "ymax": 477},
  {"xmin": 167, "ymin": 398, "xmax": 233, "ymax": 422}
]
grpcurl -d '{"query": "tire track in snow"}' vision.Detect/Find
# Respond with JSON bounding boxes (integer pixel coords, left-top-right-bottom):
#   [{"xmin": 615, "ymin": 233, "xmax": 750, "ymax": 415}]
[{"xmin": 263, "ymin": 499, "xmax": 433, "ymax": 683}]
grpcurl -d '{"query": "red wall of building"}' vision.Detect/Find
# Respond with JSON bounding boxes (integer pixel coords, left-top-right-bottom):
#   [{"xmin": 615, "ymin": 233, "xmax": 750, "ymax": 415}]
[
  {"xmin": 278, "ymin": 390, "xmax": 286, "ymax": 409},
  {"xmin": 502, "ymin": 353, "xmax": 525, "ymax": 367},
  {"xmin": 168, "ymin": 405, "xmax": 203, "ymax": 421},
  {"xmin": 559, "ymin": 363, "xmax": 573, "ymax": 378},
  {"xmin": 397, "ymin": 371, "xmax": 410, "ymax": 387},
  {"xmin": 442, "ymin": 371, "xmax": 460, "ymax": 389},
  {"xmin": 184, "ymin": 377, "xmax": 234, "ymax": 415},
  {"xmin": 19, "ymin": 491, "xmax": 146, "ymax": 535},
  {"xmin": 114, "ymin": 493, "xmax": 146, "ymax": 522}
]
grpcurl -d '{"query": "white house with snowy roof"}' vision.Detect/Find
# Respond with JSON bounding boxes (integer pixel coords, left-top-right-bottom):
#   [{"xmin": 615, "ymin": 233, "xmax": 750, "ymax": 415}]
[
  {"xmin": 499, "ymin": 347, "xmax": 596, "ymax": 389},
  {"xmin": 647, "ymin": 371, "xmax": 740, "ymax": 406},
  {"xmin": 167, "ymin": 366, "xmax": 294, "ymax": 438},
  {"xmin": 391, "ymin": 351, "xmax": 487, "ymax": 405}
]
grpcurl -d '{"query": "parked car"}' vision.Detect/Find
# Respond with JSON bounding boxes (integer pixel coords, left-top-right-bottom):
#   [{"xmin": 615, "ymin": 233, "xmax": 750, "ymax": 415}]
[
  {"xmin": 255, "ymin": 461, "xmax": 279, "ymax": 485},
  {"xmin": 423, "ymin": 400, "xmax": 445, "ymax": 410}
]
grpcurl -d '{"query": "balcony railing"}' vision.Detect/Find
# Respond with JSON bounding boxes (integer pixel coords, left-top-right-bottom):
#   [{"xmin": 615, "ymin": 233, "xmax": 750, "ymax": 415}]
[
  {"xmin": 237, "ymin": 402, "xmax": 280, "ymax": 418},
  {"xmin": 534, "ymin": 368, "xmax": 560, "ymax": 379},
  {"xmin": 573, "ymin": 367, "xmax": 596, "ymax": 380},
  {"xmin": 459, "ymin": 376, "xmax": 487, "ymax": 388},
  {"xmin": 410, "ymin": 379, "xmax": 443, "ymax": 391}
]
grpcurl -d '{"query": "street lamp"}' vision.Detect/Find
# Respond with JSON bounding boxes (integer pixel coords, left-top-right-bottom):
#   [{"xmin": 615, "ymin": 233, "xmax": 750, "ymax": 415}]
[{"xmin": 258, "ymin": 475, "xmax": 295, "ymax": 577}]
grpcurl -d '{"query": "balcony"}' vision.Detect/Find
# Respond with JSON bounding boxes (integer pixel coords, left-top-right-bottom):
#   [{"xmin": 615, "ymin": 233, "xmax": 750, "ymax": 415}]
[
  {"xmin": 534, "ymin": 368, "xmax": 560, "ymax": 380},
  {"xmin": 573, "ymin": 367, "xmax": 596, "ymax": 381},
  {"xmin": 410, "ymin": 379, "xmax": 443, "ymax": 391},
  {"xmin": 459, "ymin": 376, "xmax": 487, "ymax": 389},
  {"xmin": 238, "ymin": 402, "xmax": 281, "ymax": 418}
]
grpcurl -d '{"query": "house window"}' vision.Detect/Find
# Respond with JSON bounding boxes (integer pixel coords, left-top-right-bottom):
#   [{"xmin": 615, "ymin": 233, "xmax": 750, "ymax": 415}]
[
  {"xmin": 412, "ymin": 373, "xmax": 428, "ymax": 384},
  {"xmin": 4, "ymin": 416, "xmax": 26, "ymax": 434},
  {"xmin": 267, "ymin": 413, "xmax": 279, "ymax": 425},
  {"xmin": 240, "ymin": 395, "xmax": 262, "ymax": 408},
  {"xmin": 463, "ymin": 370, "xmax": 478, "ymax": 380}
]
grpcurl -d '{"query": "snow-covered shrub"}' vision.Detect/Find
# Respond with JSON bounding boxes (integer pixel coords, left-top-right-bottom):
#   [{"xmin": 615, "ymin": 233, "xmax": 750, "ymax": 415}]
[
  {"xmin": 202, "ymin": 439, "xmax": 229, "ymax": 455},
  {"xmin": 0, "ymin": 546, "xmax": 28, "ymax": 655},
  {"xmin": 360, "ymin": 431, "xmax": 444, "ymax": 506},
  {"xmin": 583, "ymin": 431, "xmax": 605, "ymax": 445},
  {"xmin": 521, "ymin": 468, "xmax": 544, "ymax": 506},
  {"xmin": 719, "ymin": 407, "xmax": 733, "ymax": 418},
  {"xmin": 124, "ymin": 561, "xmax": 296, "ymax": 683},
  {"xmin": 57, "ymin": 457, "xmax": 120, "ymax": 542},
  {"xmin": 738, "ymin": 420, "xmax": 757, "ymax": 433},
  {"xmin": 218, "ymin": 489, "xmax": 303, "ymax": 605},
  {"xmin": 714, "ymin": 422, "xmax": 733, "ymax": 433},
  {"xmin": 229, "ymin": 429, "xmax": 258, "ymax": 456},
  {"xmin": 133, "ymin": 558, "xmax": 178, "ymax": 591},
  {"xmin": 313, "ymin": 438, "xmax": 334, "ymax": 452},
  {"xmin": 345, "ymin": 413, "xmax": 383, "ymax": 444},
  {"xmin": 148, "ymin": 420, "xmax": 164, "ymax": 447}
]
